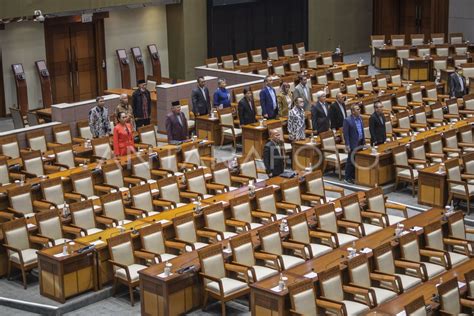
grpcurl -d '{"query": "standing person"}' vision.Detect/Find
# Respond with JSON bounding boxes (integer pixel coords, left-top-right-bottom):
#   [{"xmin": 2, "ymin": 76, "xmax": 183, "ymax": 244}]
[
  {"xmin": 191, "ymin": 76, "xmax": 211, "ymax": 115},
  {"xmin": 132, "ymin": 79, "xmax": 152, "ymax": 128},
  {"xmin": 88, "ymin": 96, "xmax": 111, "ymax": 138},
  {"xmin": 115, "ymin": 93, "xmax": 135, "ymax": 131},
  {"xmin": 277, "ymin": 82, "xmax": 293, "ymax": 117},
  {"xmin": 449, "ymin": 66, "xmax": 468, "ymax": 98},
  {"xmin": 113, "ymin": 112, "xmax": 135, "ymax": 157},
  {"xmin": 238, "ymin": 88, "xmax": 256, "ymax": 126},
  {"xmin": 328, "ymin": 92, "xmax": 347, "ymax": 130},
  {"xmin": 293, "ymin": 75, "xmax": 311, "ymax": 111},
  {"xmin": 287, "ymin": 97, "xmax": 306, "ymax": 141},
  {"xmin": 165, "ymin": 101, "xmax": 189, "ymax": 142},
  {"xmin": 343, "ymin": 104, "xmax": 365, "ymax": 184},
  {"xmin": 369, "ymin": 101, "xmax": 386, "ymax": 146},
  {"xmin": 260, "ymin": 76, "xmax": 278, "ymax": 119},
  {"xmin": 311, "ymin": 91, "xmax": 330, "ymax": 134},
  {"xmin": 263, "ymin": 129, "xmax": 286, "ymax": 177},
  {"xmin": 213, "ymin": 78, "xmax": 231, "ymax": 109}
]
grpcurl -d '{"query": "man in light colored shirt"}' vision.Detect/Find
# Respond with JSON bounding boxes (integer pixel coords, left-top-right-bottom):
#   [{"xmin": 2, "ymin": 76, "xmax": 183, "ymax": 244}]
[{"xmin": 288, "ymin": 97, "xmax": 306, "ymax": 141}]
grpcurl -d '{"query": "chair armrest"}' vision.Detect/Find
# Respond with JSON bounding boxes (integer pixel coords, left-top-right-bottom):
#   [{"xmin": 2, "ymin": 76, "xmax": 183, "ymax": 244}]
[
  {"xmin": 407, "ymin": 158, "xmax": 428, "ymax": 166},
  {"xmin": 6, "ymin": 207, "xmax": 27, "ymax": 218},
  {"xmin": 196, "ymin": 229, "xmax": 219, "ymax": 242},
  {"xmin": 133, "ymin": 250, "xmax": 156, "ymax": 263},
  {"xmin": 29, "ymin": 235, "xmax": 50, "ymax": 247},
  {"xmin": 395, "ymin": 259, "xmax": 427, "ymax": 280},
  {"xmin": 150, "ymin": 169, "xmax": 169, "ymax": 179},
  {"xmin": 62, "ymin": 225, "xmax": 83, "ymax": 237},
  {"xmin": 95, "ymin": 215, "xmax": 116, "ymax": 227},
  {"xmin": 178, "ymin": 162, "xmax": 197, "ymax": 171},
  {"xmin": 93, "ymin": 184, "xmax": 113, "ymax": 194},
  {"xmin": 199, "ymin": 272, "xmax": 224, "ymax": 296},
  {"xmin": 309, "ymin": 230, "xmax": 337, "ymax": 248},
  {"xmin": 152, "ymin": 199, "xmax": 174, "ymax": 209},
  {"xmin": 70, "ymin": 191, "xmax": 89, "ymax": 200},
  {"xmin": 251, "ymin": 210, "xmax": 276, "ymax": 221},
  {"xmin": 370, "ymin": 272, "xmax": 401, "ymax": 293},
  {"xmin": 301, "ymin": 193, "xmax": 320, "ymax": 203},
  {"xmin": 342, "ymin": 285, "xmax": 374, "ymax": 307},
  {"xmin": 285, "ymin": 239, "xmax": 311, "ymax": 260},
  {"xmin": 385, "ymin": 202, "xmax": 408, "ymax": 218},
  {"xmin": 64, "ymin": 192, "xmax": 84, "ymax": 203},
  {"xmin": 123, "ymin": 176, "xmax": 143, "ymax": 186},
  {"xmin": 185, "ymin": 190, "xmax": 204, "ymax": 198},
  {"xmin": 254, "ymin": 251, "xmax": 282, "ymax": 271},
  {"xmin": 443, "ymin": 147, "xmax": 461, "ymax": 153},
  {"xmin": 44, "ymin": 164, "xmax": 62, "ymax": 174},
  {"xmin": 420, "ymin": 248, "xmax": 449, "ymax": 268},
  {"xmin": 206, "ymin": 182, "xmax": 226, "ymax": 192},
  {"xmin": 324, "ymin": 185, "xmax": 345, "ymax": 196},
  {"xmin": 276, "ymin": 201, "xmax": 299, "ymax": 212},
  {"xmin": 337, "ymin": 219, "xmax": 362, "ymax": 237},
  {"xmin": 315, "ymin": 298, "xmax": 346, "ymax": 315},
  {"xmin": 164, "ymin": 240, "xmax": 187, "ymax": 252},
  {"xmin": 109, "ymin": 260, "xmax": 131, "ymax": 281},
  {"xmin": 0, "ymin": 211, "xmax": 14, "ymax": 221},
  {"xmin": 124, "ymin": 207, "xmax": 145, "ymax": 218},
  {"xmin": 225, "ymin": 219, "xmax": 251, "ymax": 230},
  {"xmin": 224, "ymin": 263, "xmax": 250, "ymax": 283},
  {"xmin": 360, "ymin": 210, "xmax": 387, "ymax": 227},
  {"xmin": 230, "ymin": 175, "xmax": 249, "ymax": 185},
  {"xmin": 2, "ymin": 244, "xmax": 24, "ymax": 263},
  {"xmin": 200, "ymin": 156, "xmax": 216, "ymax": 163},
  {"xmin": 97, "ymin": 183, "xmax": 120, "ymax": 191},
  {"xmin": 172, "ymin": 238, "xmax": 195, "ymax": 251},
  {"xmin": 33, "ymin": 200, "xmax": 55, "ymax": 211},
  {"xmin": 460, "ymin": 298, "xmax": 474, "ymax": 309},
  {"xmin": 179, "ymin": 191, "xmax": 199, "ymax": 200},
  {"xmin": 443, "ymin": 237, "xmax": 471, "ymax": 255}
]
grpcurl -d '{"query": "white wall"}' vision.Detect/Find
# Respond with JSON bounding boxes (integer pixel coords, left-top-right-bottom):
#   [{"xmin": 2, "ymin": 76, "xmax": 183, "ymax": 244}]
[
  {"xmin": 0, "ymin": 21, "xmax": 46, "ymax": 112},
  {"xmin": 104, "ymin": 6, "xmax": 169, "ymax": 88},
  {"xmin": 449, "ymin": 0, "xmax": 474, "ymax": 42}
]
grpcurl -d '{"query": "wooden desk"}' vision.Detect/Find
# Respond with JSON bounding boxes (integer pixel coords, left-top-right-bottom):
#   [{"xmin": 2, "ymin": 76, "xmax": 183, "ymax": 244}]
[
  {"xmin": 195, "ymin": 115, "xmax": 221, "ymax": 146},
  {"xmin": 402, "ymin": 57, "xmax": 432, "ymax": 81},
  {"xmin": 36, "ymin": 108, "xmax": 52, "ymax": 122},
  {"xmin": 38, "ymin": 242, "xmax": 98, "ymax": 303},
  {"xmin": 250, "ymin": 207, "xmax": 447, "ymax": 316},
  {"xmin": 374, "ymin": 47, "xmax": 398, "ymax": 70},
  {"xmin": 291, "ymin": 139, "xmax": 323, "ymax": 171},
  {"xmin": 418, "ymin": 164, "xmax": 448, "ymax": 208},
  {"xmin": 368, "ymin": 258, "xmax": 473, "ymax": 315},
  {"xmin": 104, "ymin": 88, "xmax": 158, "ymax": 126},
  {"xmin": 242, "ymin": 123, "xmax": 269, "ymax": 160}
]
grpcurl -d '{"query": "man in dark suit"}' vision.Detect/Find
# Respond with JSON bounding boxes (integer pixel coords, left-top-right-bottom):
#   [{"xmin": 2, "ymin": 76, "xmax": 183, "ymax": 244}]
[
  {"xmin": 260, "ymin": 76, "xmax": 278, "ymax": 119},
  {"xmin": 343, "ymin": 104, "xmax": 365, "ymax": 184},
  {"xmin": 449, "ymin": 66, "xmax": 468, "ymax": 98},
  {"xmin": 369, "ymin": 101, "xmax": 386, "ymax": 146},
  {"xmin": 238, "ymin": 88, "xmax": 256, "ymax": 126},
  {"xmin": 191, "ymin": 76, "xmax": 211, "ymax": 116},
  {"xmin": 165, "ymin": 101, "xmax": 188, "ymax": 142},
  {"xmin": 311, "ymin": 91, "xmax": 330, "ymax": 133},
  {"xmin": 132, "ymin": 79, "xmax": 152, "ymax": 128},
  {"xmin": 328, "ymin": 92, "xmax": 347, "ymax": 130},
  {"xmin": 263, "ymin": 129, "xmax": 285, "ymax": 177}
]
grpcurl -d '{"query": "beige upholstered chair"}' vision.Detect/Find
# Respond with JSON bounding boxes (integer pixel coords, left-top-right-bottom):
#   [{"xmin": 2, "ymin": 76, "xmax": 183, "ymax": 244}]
[
  {"xmin": 179, "ymin": 99, "xmax": 195, "ymax": 131},
  {"xmin": 53, "ymin": 144, "xmax": 89, "ymax": 169},
  {"xmin": 238, "ymin": 159, "xmax": 267, "ymax": 181},
  {"xmin": 460, "ymin": 94, "xmax": 474, "ymax": 117},
  {"xmin": 257, "ymin": 223, "xmax": 306, "ymax": 269},
  {"xmin": 449, "ymin": 32, "xmax": 464, "ymax": 44},
  {"xmin": 428, "ymin": 103, "xmax": 447, "ymax": 127},
  {"xmin": 319, "ymin": 265, "xmax": 371, "ymax": 314},
  {"xmin": 236, "ymin": 52, "xmax": 250, "ymax": 66},
  {"xmin": 437, "ymin": 277, "xmax": 474, "ymax": 315},
  {"xmin": 21, "ymin": 150, "xmax": 60, "ymax": 177},
  {"xmin": 129, "ymin": 184, "xmax": 168, "ymax": 216},
  {"xmin": 255, "ymin": 186, "xmax": 297, "ymax": 220},
  {"xmin": 156, "ymin": 176, "xmax": 194, "ymax": 208},
  {"xmin": 465, "ymin": 270, "xmax": 474, "ymax": 300},
  {"xmin": 423, "ymin": 221, "xmax": 469, "ymax": 267},
  {"xmin": 280, "ymin": 178, "xmax": 316, "ymax": 212},
  {"xmin": 365, "ymin": 186, "xmax": 407, "ymax": 226},
  {"xmin": 40, "ymin": 177, "xmax": 83, "ymax": 210},
  {"xmin": 218, "ymin": 107, "xmax": 241, "ymax": 147},
  {"xmin": 229, "ymin": 232, "xmax": 278, "ymax": 283},
  {"xmin": 185, "ymin": 168, "xmax": 224, "ymax": 199},
  {"xmin": 425, "ymin": 134, "xmax": 447, "ymax": 162},
  {"xmin": 458, "ymin": 125, "xmax": 474, "ymax": 152},
  {"xmin": 373, "ymin": 242, "xmax": 422, "ymax": 292},
  {"xmin": 392, "ymin": 145, "xmax": 419, "ymax": 197},
  {"xmin": 198, "ymin": 243, "xmax": 250, "ymax": 316},
  {"xmin": 314, "ymin": 204, "xmax": 358, "ymax": 247},
  {"xmin": 445, "ymin": 99, "xmax": 461, "ymax": 122},
  {"xmin": 35, "ymin": 209, "xmax": 78, "ymax": 246},
  {"xmin": 173, "ymin": 212, "xmax": 210, "ymax": 252},
  {"xmin": 370, "ymin": 35, "xmax": 385, "ymax": 65},
  {"xmin": 130, "ymin": 154, "xmax": 165, "ymax": 185},
  {"xmin": 348, "ymin": 254, "xmax": 398, "ymax": 306},
  {"xmin": 289, "ymin": 278, "xmax": 345, "ymax": 316},
  {"xmin": 230, "ymin": 195, "xmax": 271, "ymax": 230},
  {"xmin": 0, "ymin": 135, "xmax": 21, "ymax": 159},
  {"xmin": 320, "ymin": 131, "xmax": 347, "ymax": 180},
  {"xmin": 447, "ymin": 211, "xmax": 474, "ymax": 255},
  {"xmin": 432, "ymin": 56, "xmax": 448, "ymax": 78},
  {"xmin": 287, "ymin": 213, "xmax": 333, "ymax": 259},
  {"xmin": 394, "ymin": 111, "xmax": 414, "ymax": 137},
  {"xmin": 52, "ymin": 123, "xmax": 82, "ymax": 145},
  {"xmin": 101, "ymin": 192, "xmax": 144, "ymax": 226},
  {"xmin": 203, "ymin": 203, "xmax": 238, "ymax": 240},
  {"xmin": 410, "ymin": 106, "xmax": 430, "ymax": 131},
  {"xmin": 7, "ymin": 184, "xmax": 53, "ymax": 219},
  {"xmin": 26, "ymin": 130, "xmax": 56, "ymax": 153},
  {"xmin": 92, "ymin": 137, "xmax": 113, "ymax": 160},
  {"xmin": 205, "ymin": 57, "xmax": 219, "ymax": 69},
  {"xmin": 443, "ymin": 129, "xmax": 462, "ymax": 156},
  {"xmin": 0, "ymin": 157, "xmax": 17, "ymax": 186},
  {"xmin": 138, "ymin": 124, "xmax": 158, "ymax": 147},
  {"xmin": 404, "ymin": 296, "xmax": 428, "ymax": 316},
  {"xmin": 445, "ymin": 158, "xmax": 474, "ymax": 214},
  {"xmin": 250, "ymin": 49, "xmax": 263, "ymax": 63},
  {"xmin": 69, "ymin": 200, "xmax": 104, "ymax": 236},
  {"xmin": 70, "ymin": 170, "xmax": 112, "ymax": 203},
  {"xmin": 391, "ymin": 34, "xmax": 405, "ymax": 47},
  {"xmin": 77, "ymin": 120, "xmax": 94, "ymax": 140},
  {"xmin": 138, "ymin": 223, "xmax": 178, "ymax": 263},
  {"xmin": 410, "ymin": 34, "xmax": 425, "ymax": 46},
  {"xmin": 181, "ymin": 142, "xmax": 216, "ymax": 169},
  {"xmin": 399, "ymin": 231, "xmax": 447, "ymax": 281},
  {"xmin": 321, "ymin": 51, "xmax": 333, "ymax": 66},
  {"xmin": 108, "ymin": 232, "xmax": 147, "ymax": 306},
  {"xmin": 102, "ymin": 162, "xmax": 141, "ymax": 193},
  {"xmin": 212, "ymin": 162, "xmax": 248, "ymax": 192},
  {"xmin": 2, "ymin": 218, "xmax": 42, "ymax": 289},
  {"xmin": 340, "ymin": 193, "xmax": 384, "ymax": 236},
  {"xmin": 221, "ymin": 54, "xmax": 235, "ymax": 69}
]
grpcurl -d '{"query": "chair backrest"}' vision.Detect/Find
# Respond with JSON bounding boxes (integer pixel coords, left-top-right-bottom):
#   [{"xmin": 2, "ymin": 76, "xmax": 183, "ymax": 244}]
[
  {"xmin": 173, "ymin": 212, "xmax": 197, "ymax": 243},
  {"xmin": 465, "ymin": 270, "xmax": 474, "ymax": 299},
  {"xmin": 70, "ymin": 170, "xmax": 95, "ymax": 197},
  {"xmin": 346, "ymin": 64, "xmax": 359, "ymax": 79},
  {"xmin": 77, "ymin": 120, "xmax": 93, "ymax": 139},
  {"xmin": 427, "ymin": 134, "xmax": 443, "ymax": 154},
  {"xmin": 70, "ymin": 200, "xmax": 96, "ymax": 230},
  {"xmin": 158, "ymin": 151, "xmax": 179, "ymax": 173},
  {"xmin": 221, "ymin": 55, "xmax": 234, "ymax": 69},
  {"xmin": 464, "ymin": 152, "xmax": 474, "ymax": 175},
  {"xmin": 101, "ymin": 192, "xmax": 126, "ymax": 222},
  {"xmin": 461, "ymin": 63, "xmax": 474, "ymax": 80},
  {"xmin": 446, "ymin": 99, "xmax": 459, "ymax": 115},
  {"xmin": 306, "ymin": 53, "xmax": 318, "ymax": 69},
  {"xmin": 139, "ymin": 223, "xmax": 166, "ymax": 255},
  {"xmin": 212, "ymin": 162, "xmax": 232, "ymax": 188},
  {"xmin": 348, "ymin": 254, "xmax": 371, "ymax": 288},
  {"xmin": 266, "ymin": 46, "xmax": 279, "ymax": 60},
  {"xmin": 198, "ymin": 243, "xmax": 225, "ymax": 283},
  {"xmin": 417, "ymin": 45, "xmax": 431, "ymax": 57},
  {"xmin": 443, "ymin": 129, "xmax": 458, "ymax": 149},
  {"xmin": 41, "ymin": 177, "xmax": 66, "ymax": 206},
  {"xmin": 340, "ymin": 193, "xmax": 362, "ymax": 224},
  {"xmin": 203, "ymin": 202, "xmax": 226, "ymax": 233},
  {"xmin": 282, "ymin": 44, "xmax": 294, "ymax": 57},
  {"xmin": 399, "ymin": 231, "xmax": 420, "ymax": 262},
  {"xmin": 454, "ymin": 45, "xmax": 467, "ymax": 55},
  {"xmin": 373, "ymin": 242, "xmax": 396, "ymax": 275},
  {"xmin": 108, "ymin": 232, "xmax": 135, "ymax": 267},
  {"xmin": 229, "ymin": 232, "xmax": 256, "ymax": 267},
  {"xmin": 447, "ymin": 211, "xmax": 467, "ymax": 240},
  {"xmin": 318, "ymin": 266, "xmax": 344, "ymax": 302},
  {"xmin": 186, "ymin": 168, "xmax": 207, "ymax": 195},
  {"xmin": 410, "ymin": 87, "xmax": 423, "ymax": 102},
  {"xmin": 138, "ymin": 125, "xmax": 157, "ymax": 147},
  {"xmin": 0, "ymin": 157, "xmax": 10, "ymax": 185},
  {"xmin": 404, "ymin": 296, "xmax": 427, "ymax": 316},
  {"xmin": 391, "ymin": 70, "xmax": 402, "ymax": 86},
  {"xmin": 295, "ymin": 42, "xmax": 306, "ymax": 55},
  {"xmin": 53, "ymin": 124, "xmax": 73, "ymax": 144},
  {"xmin": 280, "ymin": 178, "xmax": 302, "ymax": 206},
  {"xmin": 21, "ymin": 150, "xmax": 44, "ymax": 176},
  {"xmin": 344, "ymin": 78, "xmax": 358, "ymax": 95},
  {"xmin": 218, "ymin": 107, "xmax": 234, "ymax": 130},
  {"xmin": 230, "ymin": 194, "xmax": 253, "ymax": 224},
  {"xmin": 413, "ymin": 106, "xmax": 427, "ymax": 124},
  {"xmin": 0, "ymin": 135, "xmax": 20, "ymax": 159},
  {"xmin": 255, "ymin": 186, "xmax": 278, "ymax": 214},
  {"xmin": 53, "ymin": 144, "xmax": 76, "ymax": 168},
  {"xmin": 36, "ymin": 209, "xmax": 63, "ymax": 241},
  {"xmin": 304, "ymin": 170, "xmax": 325, "ymax": 197},
  {"xmin": 315, "ymin": 204, "xmax": 338, "ymax": 234},
  {"xmin": 321, "ymin": 52, "xmax": 333, "ymax": 65},
  {"xmin": 2, "ymin": 218, "xmax": 30, "ymax": 254},
  {"xmin": 315, "ymin": 69, "xmax": 328, "ymax": 85},
  {"xmin": 396, "ymin": 111, "xmax": 410, "ymax": 129},
  {"xmin": 449, "ymin": 32, "xmax": 463, "ymax": 44},
  {"xmin": 236, "ymin": 52, "xmax": 249, "ymax": 66},
  {"xmin": 320, "ymin": 130, "xmax": 336, "ymax": 150},
  {"xmin": 445, "ymin": 158, "xmax": 462, "ymax": 184},
  {"xmin": 438, "ymin": 278, "xmax": 462, "ymax": 314},
  {"xmin": 391, "ymin": 34, "xmax": 405, "ymax": 46},
  {"xmin": 459, "ymin": 125, "xmax": 474, "ymax": 145},
  {"xmin": 205, "ymin": 57, "xmax": 219, "ymax": 69},
  {"xmin": 157, "ymin": 176, "xmax": 181, "ymax": 204},
  {"xmin": 453, "ymin": 56, "xmax": 468, "ymax": 67},
  {"xmin": 392, "ymin": 145, "xmax": 409, "ymax": 173},
  {"xmin": 365, "ymin": 186, "xmax": 387, "ymax": 215},
  {"xmin": 182, "ymin": 144, "xmax": 202, "ymax": 166},
  {"xmin": 432, "ymin": 56, "xmax": 448, "ymax": 72},
  {"xmin": 27, "ymin": 112, "xmax": 40, "ymax": 126},
  {"xmin": 396, "ymin": 46, "xmax": 410, "ymax": 59},
  {"xmin": 431, "ymin": 33, "xmax": 445, "ymax": 44},
  {"xmin": 288, "ymin": 279, "xmax": 319, "ymax": 315},
  {"xmin": 26, "ymin": 130, "xmax": 48, "ymax": 153},
  {"xmin": 10, "ymin": 107, "xmax": 25, "ymax": 129},
  {"xmin": 239, "ymin": 159, "xmax": 257, "ymax": 179},
  {"xmin": 102, "ymin": 162, "xmax": 125, "ymax": 188},
  {"xmin": 131, "ymin": 154, "xmax": 152, "ymax": 180},
  {"xmin": 435, "ymin": 44, "xmax": 450, "ymax": 57},
  {"xmin": 464, "ymin": 94, "xmax": 474, "ymax": 111},
  {"xmin": 7, "ymin": 184, "xmax": 33, "ymax": 216},
  {"xmin": 130, "ymin": 184, "xmax": 154, "ymax": 212},
  {"xmin": 430, "ymin": 102, "xmax": 444, "ymax": 120},
  {"xmin": 92, "ymin": 137, "xmax": 112, "ymax": 160},
  {"xmin": 288, "ymin": 57, "xmax": 301, "ymax": 72},
  {"xmin": 287, "ymin": 213, "xmax": 310, "ymax": 244},
  {"xmin": 258, "ymin": 223, "xmax": 283, "ymax": 255},
  {"xmin": 423, "ymin": 221, "xmax": 444, "ymax": 252},
  {"xmin": 410, "ymin": 34, "xmax": 425, "ymax": 45}
]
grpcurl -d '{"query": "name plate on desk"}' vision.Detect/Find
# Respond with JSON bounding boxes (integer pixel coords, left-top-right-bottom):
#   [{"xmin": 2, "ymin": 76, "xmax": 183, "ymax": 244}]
[{"xmin": 304, "ymin": 271, "xmax": 318, "ymax": 279}]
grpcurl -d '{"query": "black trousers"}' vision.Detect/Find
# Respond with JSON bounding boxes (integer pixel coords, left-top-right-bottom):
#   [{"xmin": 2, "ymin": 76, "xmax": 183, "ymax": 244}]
[
  {"xmin": 345, "ymin": 140, "xmax": 364, "ymax": 181},
  {"xmin": 135, "ymin": 118, "xmax": 150, "ymax": 128}
]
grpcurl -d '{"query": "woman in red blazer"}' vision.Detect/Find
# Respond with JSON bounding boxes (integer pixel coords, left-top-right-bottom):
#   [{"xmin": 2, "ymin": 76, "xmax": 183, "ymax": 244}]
[{"xmin": 113, "ymin": 112, "xmax": 136, "ymax": 156}]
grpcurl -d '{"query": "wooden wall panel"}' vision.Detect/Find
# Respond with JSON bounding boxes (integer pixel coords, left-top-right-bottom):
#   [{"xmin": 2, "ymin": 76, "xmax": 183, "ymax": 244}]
[{"xmin": 373, "ymin": 0, "xmax": 400, "ymax": 36}]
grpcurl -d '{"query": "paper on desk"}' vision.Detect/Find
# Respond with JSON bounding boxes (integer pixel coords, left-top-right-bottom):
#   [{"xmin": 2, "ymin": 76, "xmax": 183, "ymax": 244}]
[
  {"xmin": 54, "ymin": 253, "xmax": 68, "ymax": 258},
  {"xmin": 27, "ymin": 223, "xmax": 36, "ymax": 229},
  {"xmin": 157, "ymin": 272, "xmax": 173, "ymax": 278},
  {"xmin": 396, "ymin": 311, "xmax": 407, "ymax": 316},
  {"xmin": 90, "ymin": 240, "xmax": 105, "ymax": 246},
  {"xmin": 360, "ymin": 248, "xmax": 372, "ymax": 254},
  {"xmin": 410, "ymin": 226, "xmax": 423, "ymax": 232},
  {"xmin": 458, "ymin": 281, "xmax": 466, "ymax": 288},
  {"xmin": 174, "ymin": 172, "xmax": 183, "ymax": 177},
  {"xmin": 304, "ymin": 271, "xmax": 318, "ymax": 279},
  {"xmin": 158, "ymin": 219, "xmax": 170, "ymax": 225},
  {"xmin": 151, "ymin": 189, "xmax": 159, "ymax": 194},
  {"xmin": 271, "ymin": 285, "xmax": 283, "ymax": 292}
]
